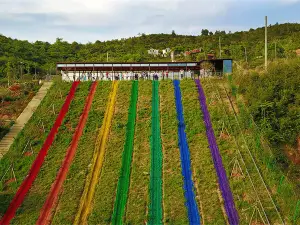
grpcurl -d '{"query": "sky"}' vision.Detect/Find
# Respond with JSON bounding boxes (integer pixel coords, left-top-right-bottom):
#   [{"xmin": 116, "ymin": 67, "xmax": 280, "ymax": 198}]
[{"xmin": 0, "ymin": 0, "xmax": 300, "ymax": 43}]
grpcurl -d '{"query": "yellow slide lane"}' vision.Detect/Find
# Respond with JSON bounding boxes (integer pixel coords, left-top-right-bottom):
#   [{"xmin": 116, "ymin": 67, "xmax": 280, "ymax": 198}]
[{"xmin": 74, "ymin": 81, "xmax": 119, "ymax": 225}]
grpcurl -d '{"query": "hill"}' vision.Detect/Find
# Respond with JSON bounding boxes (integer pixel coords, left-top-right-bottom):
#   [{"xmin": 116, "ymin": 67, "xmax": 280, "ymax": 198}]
[
  {"xmin": 1, "ymin": 23, "xmax": 300, "ymax": 78},
  {"xmin": 1, "ymin": 79, "xmax": 299, "ymax": 224}
]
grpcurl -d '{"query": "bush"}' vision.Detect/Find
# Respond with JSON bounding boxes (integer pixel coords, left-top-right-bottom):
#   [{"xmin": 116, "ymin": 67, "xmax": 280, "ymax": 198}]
[{"xmin": 236, "ymin": 59, "xmax": 300, "ymax": 146}]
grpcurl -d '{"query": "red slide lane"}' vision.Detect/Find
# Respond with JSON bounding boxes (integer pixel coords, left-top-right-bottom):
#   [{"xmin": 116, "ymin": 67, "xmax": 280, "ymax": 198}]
[
  {"xmin": 0, "ymin": 81, "xmax": 80, "ymax": 225},
  {"xmin": 36, "ymin": 81, "xmax": 98, "ymax": 225}
]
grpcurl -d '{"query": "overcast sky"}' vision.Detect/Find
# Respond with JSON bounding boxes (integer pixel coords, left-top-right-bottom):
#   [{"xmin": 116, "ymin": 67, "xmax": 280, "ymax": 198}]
[{"xmin": 0, "ymin": 0, "xmax": 299, "ymax": 43}]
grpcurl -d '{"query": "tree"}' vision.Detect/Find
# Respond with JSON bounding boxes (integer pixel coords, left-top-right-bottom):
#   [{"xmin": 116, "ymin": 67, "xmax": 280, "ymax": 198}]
[
  {"xmin": 172, "ymin": 30, "xmax": 176, "ymax": 36},
  {"xmin": 201, "ymin": 29, "xmax": 209, "ymax": 36}
]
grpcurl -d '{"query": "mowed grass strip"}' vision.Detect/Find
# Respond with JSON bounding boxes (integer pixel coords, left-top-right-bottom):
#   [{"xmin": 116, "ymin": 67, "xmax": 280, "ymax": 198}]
[
  {"xmin": 10, "ymin": 82, "xmax": 91, "ymax": 224},
  {"xmin": 88, "ymin": 81, "xmax": 132, "ymax": 224},
  {"xmin": 111, "ymin": 81, "xmax": 138, "ymax": 225},
  {"xmin": 126, "ymin": 80, "xmax": 151, "ymax": 224},
  {"xmin": 74, "ymin": 81, "xmax": 118, "ymax": 224},
  {"xmin": 149, "ymin": 80, "xmax": 163, "ymax": 224},
  {"xmin": 202, "ymin": 79, "xmax": 286, "ymax": 224},
  {"xmin": 180, "ymin": 79, "xmax": 227, "ymax": 224},
  {"xmin": 51, "ymin": 81, "xmax": 111, "ymax": 224},
  {"xmin": 159, "ymin": 80, "xmax": 188, "ymax": 225},
  {"xmin": 0, "ymin": 81, "xmax": 71, "ymax": 217}
]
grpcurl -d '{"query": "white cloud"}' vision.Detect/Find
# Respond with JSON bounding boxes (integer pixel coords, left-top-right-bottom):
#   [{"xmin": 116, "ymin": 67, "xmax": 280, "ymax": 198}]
[{"xmin": 0, "ymin": 0, "xmax": 299, "ymax": 42}]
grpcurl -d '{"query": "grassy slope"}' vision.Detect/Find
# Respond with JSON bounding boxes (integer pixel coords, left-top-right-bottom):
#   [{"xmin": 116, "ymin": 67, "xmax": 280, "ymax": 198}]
[
  {"xmin": 51, "ymin": 81, "xmax": 111, "ymax": 224},
  {"xmin": 88, "ymin": 81, "xmax": 131, "ymax": 224},
  {"xmin": 216, "ymin": 78, "xmax": 298, "ymax": 224},
  {"xmin": 180, "ymin": 79, "xmax": 226, "ymax": 224},
  {"xmin": 10, "ymin": 82, "xmax": 91, "ymax": 224},
  {"xmin": 149, "ymin": 81, "xmax": 163, "ymax": 224},
  {"xmin": 0, "ymin": 81, "xmax": 71, "ymax": 216},
  {"xmin": 159, "ymin": 80, "xmax": 188, "ymax": 224},
  {"xmin": 201, "ymin": 78, "xmax": 282, "ymax": 224},
  {"xmin": 126, "ymin": 80, "xmax": 151, "ymax": 224},
  {"xmin": 111, "ymin": 81, "xmax": 138, "ymax": 224}
]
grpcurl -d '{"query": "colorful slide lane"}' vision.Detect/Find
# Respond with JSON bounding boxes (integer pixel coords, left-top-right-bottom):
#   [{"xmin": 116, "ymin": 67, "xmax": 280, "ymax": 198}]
[
  {"xmin": 0, "ymin": 81, "xmax": 80, "ymax": 225},
  {"xmin": 74, "ymin": 81, "xmax": 118, "ymax": 225},
  {"xmin": 149, "ymin": 80, "xmax": 163, "ymax": 225},
  {"xmin": 111, "ymin": 81, "xmax": 138, "ymax": 225},
  {"xmin": 173, "ymin": 80, "xmax": 201, "ymax": 225},
  {"xmin": 36, "ymin": 81, "xmax": 98, "ymax": 225},
  {"xmin": 195, "ymin": 79, "xmax": 239, "ymax": 225}
]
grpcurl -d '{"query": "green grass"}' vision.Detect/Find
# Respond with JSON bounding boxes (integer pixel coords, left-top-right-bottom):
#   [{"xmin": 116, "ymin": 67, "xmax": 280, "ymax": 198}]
[
  {"xmin": 51, "ymin": 81, "xmax": 111, "ymax": 224},
  {"xmin": 126, "ymin": 80, "xmax": 152, "ymax": 225},
  {"xmin": 202, "ymin": 78, "xmax": 267, "ymax": 224},
  {"xmin": 149, "ymin": 81, "xmax": 163, "ymax": 224},
  {"xmin": 201, "ymin": 78, "xmax": 293, "ymax": 224},
  {"xmin": 10, "ymin": 82, "xmax": 91, "ymax": 224},
  {"xmin": 0, "ymin": 81, "xmax": 71, "ymax": 217},
  {"xmin": 88, "ymin": 81, "xmax": 132, "ymax": 224},
  {"xmin": 112, "ymin": 81, "xmax": 138, "ymax": 225},
  {"xmin": 159, "ymin": 80, "xmax": 188, "ymax": 225},
  {"xmin": 220, "ymin": 78, "xmax": 299, "ymax": 224},
  {"xmin": 180, "ymin": 79, "xmax": 227, "ymax": 224}
]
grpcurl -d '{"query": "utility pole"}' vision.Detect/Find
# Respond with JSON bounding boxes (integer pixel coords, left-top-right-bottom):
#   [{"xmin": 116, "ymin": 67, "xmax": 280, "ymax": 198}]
[
  {"xmin": 265, "ymin": 16, "xmax": 268, "ymax": 70},
  {"xmin": 20, "ymin": 62, "xmax": 23, "ymax": 80},
  {"xmin": 219, "ymin": 36, "xmax": 222, "ymax": 58},
  {"xmin": 107, "ymin": 52, "xmax": 109, "ymax": 62},
  {"xmin": 34, "ymin": 62, "xmax": 37, "ymax": 79},
  {"xmin": 275, "ymin": 41, "xmax": 277, "ymax": 60},
  {"xmin": 244, "ymin": 47, "xmax": 248, "ymax": 63}
]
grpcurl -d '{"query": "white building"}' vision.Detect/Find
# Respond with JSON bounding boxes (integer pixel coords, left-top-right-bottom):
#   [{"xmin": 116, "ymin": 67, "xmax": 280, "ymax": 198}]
[
  {"xmin": 147, "ymin": 48, "xmax": 160, "ymax": 56},
  {"xmin": 162, "ymin": 48, "xmax": 171, "ymax": 57}
]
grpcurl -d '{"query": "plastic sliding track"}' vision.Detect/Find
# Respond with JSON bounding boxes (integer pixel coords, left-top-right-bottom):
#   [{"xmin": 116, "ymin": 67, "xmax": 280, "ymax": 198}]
[
  {"xmin": 36, "ymin": 81, "xmax": 98, "ymax": 225},
  {"xmin": 0, "ymin": 81, "xmax": 80, "ymax": 225},
  {"xmin": 74, "ymin": 81, "xmax": 118, "ymax": 225},
  {"xmin": 194, "ymin": 79, "xmax": 239, "ymax": 225},
  {"xmin": 148, "ymin": 80, "xmax": 163, "ymax": 225},
  {"xmin": 111, "ymin": 81, "xmax": 138, "ymax": 225},
  {"xmin": 173, "ymin": 80, "xmax": 201, "ymax": 225}
]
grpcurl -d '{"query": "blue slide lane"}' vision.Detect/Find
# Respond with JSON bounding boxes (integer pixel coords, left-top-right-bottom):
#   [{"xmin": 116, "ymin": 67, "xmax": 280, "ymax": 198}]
[
  {"xmin": 173, "ymin": 80, "xmax": 201, "ymax": 225},
  {"xmin": 195, "ymin": 79, "xmax": 239, "ymax": 225}
]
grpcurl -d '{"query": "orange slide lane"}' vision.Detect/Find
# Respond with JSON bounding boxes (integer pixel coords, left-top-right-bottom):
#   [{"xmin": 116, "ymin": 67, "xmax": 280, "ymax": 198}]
[{"xmin": 36, "ymin": 81, "xmax": 98, "ymax": 225}]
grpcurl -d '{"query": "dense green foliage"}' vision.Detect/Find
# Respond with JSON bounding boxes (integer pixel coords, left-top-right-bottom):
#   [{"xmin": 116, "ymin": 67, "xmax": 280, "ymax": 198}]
[
  {"xmin": 1, "ymin": 23, "xmax": 300, "ymax": 78},
  {"xmin": 236, "ymin": 59, "xmax": 300, "ymax": 147}
]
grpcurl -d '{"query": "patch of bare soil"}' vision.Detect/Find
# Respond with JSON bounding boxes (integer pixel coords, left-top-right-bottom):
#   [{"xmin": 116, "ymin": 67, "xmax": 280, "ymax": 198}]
[{"xmin": 284, "ymin": 143, "xmax": 300, "ymax": 165}]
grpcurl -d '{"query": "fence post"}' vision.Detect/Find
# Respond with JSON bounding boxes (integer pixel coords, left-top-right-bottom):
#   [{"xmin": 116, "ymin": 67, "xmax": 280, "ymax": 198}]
[
  {"xmin": 293, "ymin": 200, "xmax": 300, "ymax": 224},
  {"xmin": 277, "ymin": 175, "xmax": 285, "ymax": 194}
]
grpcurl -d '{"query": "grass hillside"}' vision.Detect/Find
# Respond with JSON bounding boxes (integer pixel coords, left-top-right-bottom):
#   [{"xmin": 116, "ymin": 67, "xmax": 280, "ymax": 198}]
[{"xmin": 0, "ymin": 77, "xmax": 299, "ymax": 224}]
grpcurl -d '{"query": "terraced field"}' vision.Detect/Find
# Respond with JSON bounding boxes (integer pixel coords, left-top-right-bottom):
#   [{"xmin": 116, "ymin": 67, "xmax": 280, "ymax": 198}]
[{"xmin": 0, "ymin": 79, "xmax": 298, "ymax": 225}]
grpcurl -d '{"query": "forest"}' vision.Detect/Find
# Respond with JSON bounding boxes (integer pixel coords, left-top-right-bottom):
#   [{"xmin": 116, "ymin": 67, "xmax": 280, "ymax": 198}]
[{"xmin": 1, "ymin": 22, "xmax": 300, "ymax": 79}]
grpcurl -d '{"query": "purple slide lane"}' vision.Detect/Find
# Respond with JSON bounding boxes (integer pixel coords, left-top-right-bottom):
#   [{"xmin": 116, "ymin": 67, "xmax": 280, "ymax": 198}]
[{"xmin": 195, "ymin": 79, "xmax": 239, "ymax": 225}]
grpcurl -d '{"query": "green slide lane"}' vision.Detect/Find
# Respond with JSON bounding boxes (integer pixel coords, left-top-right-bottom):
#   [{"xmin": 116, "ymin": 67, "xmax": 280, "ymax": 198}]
[
  {"xmin": 111, "ymin": 81, "xmax": 138, "ymax": 225},
  {"xmin": 149, "ymin": 80, "xmax": 163, "ymax": 225}
]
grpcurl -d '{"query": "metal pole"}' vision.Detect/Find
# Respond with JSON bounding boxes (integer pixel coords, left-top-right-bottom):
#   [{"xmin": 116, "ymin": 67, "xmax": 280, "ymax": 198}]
[
  {"xmin": 275, "ymin": 42, "xmax": 277, "ymax": 60},
  {"xmin": 265, "ymin": 16, "xmax": 268, "ymax": 70},
  {"xmin": 245, "ymin": 47, "xmax": 248, "ymax": 63},
  {"xmin": 219, "ymin": 36, "xmax": 222, "ymax": 58}
]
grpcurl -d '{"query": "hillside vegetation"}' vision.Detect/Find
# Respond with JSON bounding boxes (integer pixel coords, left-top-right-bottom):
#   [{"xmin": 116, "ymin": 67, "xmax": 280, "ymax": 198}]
[
  {"xmin": 233, "ymin": 58, "xmax": 300, "ymax": 192},
  {"xmin": 1, "ymin": 23, "xmax": 300, "ymax": 78}
]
